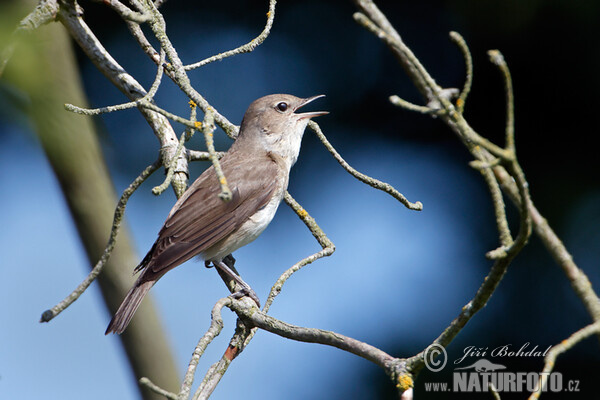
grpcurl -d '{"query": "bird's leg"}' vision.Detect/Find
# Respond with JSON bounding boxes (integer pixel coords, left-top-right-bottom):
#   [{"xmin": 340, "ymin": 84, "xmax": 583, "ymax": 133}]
[
  {"xmin": 205, "ymin": 254, "xmax": 235, "ymax": 269},
  {"xmin": 213, "ymin": 257, "xmax": 260, "ymax": 308}
]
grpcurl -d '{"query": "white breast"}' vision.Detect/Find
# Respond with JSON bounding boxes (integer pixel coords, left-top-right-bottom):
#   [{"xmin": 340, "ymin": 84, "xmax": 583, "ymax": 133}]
[{"xmin": 201, "ymin": 189, "xmax": 285, "ymax": 262}]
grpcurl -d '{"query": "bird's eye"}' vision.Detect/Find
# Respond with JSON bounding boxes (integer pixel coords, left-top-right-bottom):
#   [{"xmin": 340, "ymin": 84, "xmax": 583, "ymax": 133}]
[{"xmin": 276, "ymin": 102, "xmax": 288, "ymax": 112}]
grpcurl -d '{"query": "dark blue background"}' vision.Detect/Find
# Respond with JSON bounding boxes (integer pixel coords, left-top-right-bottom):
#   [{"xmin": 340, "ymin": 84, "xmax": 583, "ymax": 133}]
[{"xmin": 1, "ymin": 1, "xmax": 599, "ymax": 399}]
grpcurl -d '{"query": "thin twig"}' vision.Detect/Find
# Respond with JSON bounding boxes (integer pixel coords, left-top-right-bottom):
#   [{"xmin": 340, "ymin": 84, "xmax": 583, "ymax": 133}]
[
  {"xmin": 184, "ymin": 0, "xmax": 277, "ymax": 70},
  {"xmin": 352, "ymin": 10, "xmax": 436, "ymax": 101},
  {"xmin": 263, "ymin": 191, "xmax": 336, "ymax": 312},
  {"xmin": 353, "ymin": 3, "xmax": 531, "ymax": 384},
  {"xmin": 140, "ymin": 102, "xmax": 199, "ymax": 130},
  {"xmin": 94, "ymin": 0, "xmax": 150, "ymax": 23},
  {"xmin": 194, "ymin": 317, "xmax": 251, "ymax": 399},
  {"xmin": 389, "ymin": 95, "xmax": 437, "ymax": 115},
  {"xmin": 228, "ymin": 297, "xmax": 396, "ymax": 370},
  {"xmin": 489, "ymin": 51, "xmax": 532, "ymax": 258},
  {"xmin": 308, "ymin": 121, "xmax": 423, "ymax": 211},
  {"xmin": 126, "ymin": 20, "xmax": 160, "ymax": 63},
  {"xmin": 202, "ymin": 109, "xmax": 232, "ymax": 201},
  {"xmin": 139, "ymin": 377, "xmax": 177, "ymax": 400},
  {"xmin": 408, "ymin": 254, "xmax": 512, "ymax": 374},
  {"xmin": 176, "ymin": 298, "xmax": 231, "ymax": 400},
  {"xmin": 472, "ymin": 149, "xmax": 513, "ymax": 254},
  {"xmin": 193, "ymin": 192, "xmax": 336, "ymax": 399},
  {"xmin": 151, "ymin": 100, "xmax": 198, "ymax": 197},
  {"xmin": 65, "ymin": 49, "xmax": 166, "ymax": 116},
  {"xmin": 528, "ymin": 321, "xmax": 600, "ymax": 400},
  {"xmin": 488, "ymin": 50, "xmax": 515, "ymax": 153},
  {"xmin": 142, "ymin": 0, "xmax": 238, "ymax": 137},
  {"xmin": 40, "ymin": 161, "xmax": 160, "ymax": 322},
  {"xmin": 449, "ymin": 31, "xmax": 473, "ymax": 113},
  {"xmin": 187, "ymin": 150, "xmax": 224, "ymax": 161}
]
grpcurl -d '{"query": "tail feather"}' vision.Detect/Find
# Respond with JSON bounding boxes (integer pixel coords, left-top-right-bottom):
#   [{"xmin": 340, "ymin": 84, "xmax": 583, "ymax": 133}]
[{"xmin": 105, "ymin": 280, "xmax": 154, "ymax": 335}]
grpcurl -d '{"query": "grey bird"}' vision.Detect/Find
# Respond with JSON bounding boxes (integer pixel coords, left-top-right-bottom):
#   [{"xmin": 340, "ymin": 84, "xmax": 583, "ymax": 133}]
[{"xmin": 105, "ymin": 94, "xmax": 327, "ymax": 335}]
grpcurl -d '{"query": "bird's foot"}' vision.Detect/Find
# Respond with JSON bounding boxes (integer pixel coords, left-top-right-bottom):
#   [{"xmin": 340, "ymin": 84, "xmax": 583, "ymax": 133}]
[
  {"xmin": 231, "ymin": 286, "xmax": 261, "ymax": 308},
  {"xmin": 213, "ymin": 259, "xmax": 260, "ymax": 308}
]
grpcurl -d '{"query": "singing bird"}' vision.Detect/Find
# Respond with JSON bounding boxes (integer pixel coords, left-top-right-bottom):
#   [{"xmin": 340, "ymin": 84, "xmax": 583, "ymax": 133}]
[{"xmin": 106, "ymin": 94, "xmax": 327, "ymax": 334}]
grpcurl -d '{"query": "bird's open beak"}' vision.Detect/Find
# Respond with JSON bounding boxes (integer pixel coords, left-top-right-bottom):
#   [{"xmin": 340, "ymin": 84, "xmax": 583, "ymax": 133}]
[{"xmin": 294, "ymin": 94, "xmax": 329, "ymax": 119}]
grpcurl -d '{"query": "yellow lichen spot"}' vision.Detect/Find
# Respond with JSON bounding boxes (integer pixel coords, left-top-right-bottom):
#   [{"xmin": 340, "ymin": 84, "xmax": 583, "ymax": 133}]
[
  {"xmin": 219, "ymin": 177, "xmax": 227, "ymax": 185},
  {"xmin": 194, "ymin": 121, "xmax": 202, "ymax": 129},
  {"xmin": 561, "ymin": 340, "xmax": 568, "ymax": 346},
  {"xmin": 456, "ymin": 98, "xmax": 464, "ymax": 108},
  {"xmin": 396, "ymin": 374, "xmax": 413, "ymax": 391},
  {"xmin": 298, "ymin": 208, "xmax": 308, "ymax": 218},
  {"xmin": 189, "ymin": 100, "xmax": 197, "ymax": 108},
  {"xmin": 266, "ymin": 11, "xmax": 271, "ymax": 18}
]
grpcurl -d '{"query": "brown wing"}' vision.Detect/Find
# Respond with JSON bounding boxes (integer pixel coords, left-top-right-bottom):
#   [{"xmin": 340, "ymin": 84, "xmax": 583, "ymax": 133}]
[{"xmin": 136, "ymin": 152, "xmax": 281, "ymax": 281}]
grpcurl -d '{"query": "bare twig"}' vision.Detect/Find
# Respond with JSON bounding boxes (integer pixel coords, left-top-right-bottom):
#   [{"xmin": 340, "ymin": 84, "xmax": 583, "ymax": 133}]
[
  {"xmin": 174, "ymin": 298, "xmax": 231, "ymax": 400},
  {"xmin": 40, "ymin": 161, "xmax": 160, "ymax": 322},
  {"xmin": 230, "ymin": 297, "xmax": 396, "ymax": 369},
  {"xmin": 94, "ymin": 0, "xmax": 150, "ymax": 23},
  {"xmin": 184, "ymin": 0, "xmax": 277, "ymax": 70},
  {"xmin": 65, "ymin": 49, "xmax": 166, "ymax": 116},
  {"xmin": 389, "ymin": 95, "xmax": 438, "ymax": 115},
  {"xmin": 449, "ymin": 31, "xmax": 473, "ymax": 113},
  {"xmin": 201, "ymin": 109, "xmax": 232, "ymax": 201},
  {"xmin": 528, "ymin": 322, "xmax": 600, "ymax": 400},
  {"xmin": 488, "ymin": 50, "xmax": 515, "ymax": 153},
  {"xmin": 193, "ymin": 192, "xmax": 337, "ymax": 399},
  {"xmin": 308, "ymin": 121, "xmax": 423, "ymax": 211},
  {"xmin": 141, "ymin": 0, "xmax": 238, "ymax": 137},
  {"xmin": 264, "ymin": 191, "xmax": 336, "ymax": 311},
  {"xmin": 187, "ymin": 150, "xmax": 224, "ymax": 162},
  {"xmin": 139, "ymin": 377, "xmax": 177, "ymax": 400},
  {"xmin": 353, "ymin": 1, "xmax": 537, "ymax": 394}
]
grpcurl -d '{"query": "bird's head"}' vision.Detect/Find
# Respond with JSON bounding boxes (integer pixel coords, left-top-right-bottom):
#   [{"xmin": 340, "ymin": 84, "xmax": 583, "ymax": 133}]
[{"xmin": 237, "ymin": 94, "xmax": 328, "ymax": 168}]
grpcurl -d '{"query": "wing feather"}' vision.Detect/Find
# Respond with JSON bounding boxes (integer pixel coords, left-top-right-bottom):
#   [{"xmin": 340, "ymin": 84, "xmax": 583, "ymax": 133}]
[{"xmin": 136, "ymin": 152, "xmax": 281, "ymax": 281}]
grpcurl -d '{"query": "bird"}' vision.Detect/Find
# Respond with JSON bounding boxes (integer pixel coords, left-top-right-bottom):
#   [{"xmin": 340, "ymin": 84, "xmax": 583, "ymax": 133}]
[{"xmin": 105, "ymin": 94, "xmax": 328, "ymax": 334}]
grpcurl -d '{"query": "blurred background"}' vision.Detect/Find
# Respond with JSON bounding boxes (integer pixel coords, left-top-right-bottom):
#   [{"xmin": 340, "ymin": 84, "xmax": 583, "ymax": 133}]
[{"xmin": 1, "ymin": 0, "xmax": 599, "ymax": 399}]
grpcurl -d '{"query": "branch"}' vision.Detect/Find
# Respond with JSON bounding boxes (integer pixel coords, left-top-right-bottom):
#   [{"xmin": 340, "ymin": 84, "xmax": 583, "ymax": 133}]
[
  {"xmin": 191, "ymin": 192, "xmax": 337, "ymax": 398},
  {"xmin": 408, "ymin": 253, "xmax": 513, "ymax": 375},
  {"xmin": 64, "ymin": 48, "xmax": 166, "ymax": 116},
  {"xmin": 41, "ymin": 161, "xmax": 159, "ymax": 322},
  {"xmin": 529, "ymin": 321, "xmax": 600, "ymax": 400},
  {"xmin": 184, "ymin": 0, "xmax": 277, "ymax": 70},
  {"xmin": 231, "ymin": 298, "xmax": 396, "ymax": 369},
  {"xmin": 308, "ymin": 121, "xmax": 423, "ymax": 211},
  {"xmin": 95, "ymin": 0, "xmax": 151, "ymax": 23},
  {"xmin": 449, "ymin": 31, "xmax": 473, "ymax": 114},
  {"xmin": 351, "ymin": 2, "xmax": 600, "ymax": 396},
  {"xmin": 201, "ymin": 109, "xmax": 232, "ymax": 201},
  {"xmin": 140, "ymin": 0, "xmax": 238, "ymax": 138},
  {"xmin": 140, "ymin": 298, "xmax": 231, "ymax": 400},
  {"xmin": 57, "ymin": 0, "xmax": 189, "ymax": 197}
]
